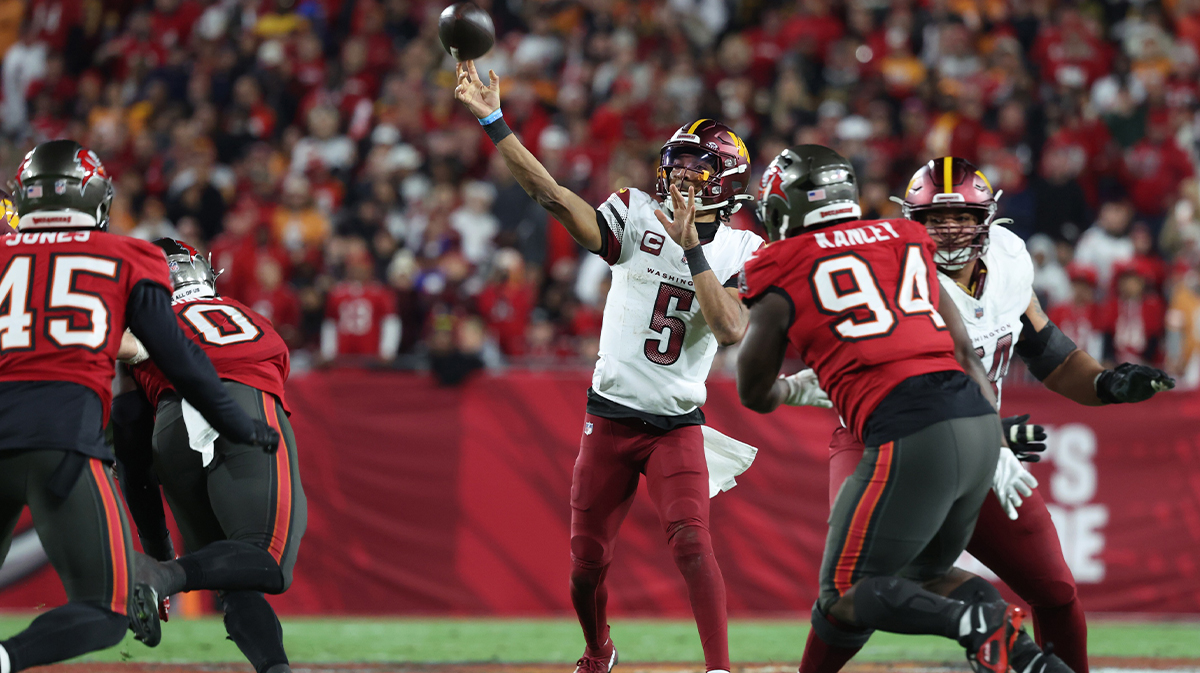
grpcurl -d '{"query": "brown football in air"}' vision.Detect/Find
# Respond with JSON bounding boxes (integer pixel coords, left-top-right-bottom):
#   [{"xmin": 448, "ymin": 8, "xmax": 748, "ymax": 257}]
[{"xmin": 438, "ymin": 3, "xmax": 495, "ymax": 62}]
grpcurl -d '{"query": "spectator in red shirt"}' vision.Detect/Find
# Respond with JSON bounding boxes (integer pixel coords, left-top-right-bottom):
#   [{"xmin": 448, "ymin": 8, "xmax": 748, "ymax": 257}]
[
  {"xmin": 321, "ymin": 245, "xmax": 400, "ymax": 364},
  {"xmin": 1048, "ymin": 264, "xmax": 1106, "ymax": 361},
  {"xmin": 1101, "ymin": 259, "xmax": 1167, "ymax": 365},
  {"xmin": 245, "ymin": 255, "xmax": 303, "ymax": 347},
  {"xmin": 150, "ymin": 0, "xmax": 202, "ymax": 50},
  {"xmin": 475, "ymin": 248, "xmax": 534, "ymax": 357},
  {"xmin": 1119, "ymin": 110, "xmax": 1196, "ymax": 225}
]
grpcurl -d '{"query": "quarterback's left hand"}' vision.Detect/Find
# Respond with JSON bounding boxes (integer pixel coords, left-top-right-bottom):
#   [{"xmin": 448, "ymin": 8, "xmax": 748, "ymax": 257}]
[
  {"xmin": 655, "ymin": 185, "xmax": 699, "ymax": 250},
  {"xmin": 1001, "ymin": 414, "xmax": 1047, "ymax": 462},
  {"xmin": 1095, "ymin": 362, "xmax": 1175, "ymax": 404},
  {"xmin": 992, "ymin": 449, "xmax": 1038, "ymax": 521},
  {"xmin": 780, "ymin": 370, "xmax": 833, "ymax": 408}
]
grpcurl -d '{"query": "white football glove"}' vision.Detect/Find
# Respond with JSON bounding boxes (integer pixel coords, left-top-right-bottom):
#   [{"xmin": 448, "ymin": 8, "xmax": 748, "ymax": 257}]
[
  {"xmin": 780, "ymin": 370, "xmax": 833, "ymax": 408},
  {"xmin": 991, "ymin": 449, "xmax": 1038, "ymax": 520}
]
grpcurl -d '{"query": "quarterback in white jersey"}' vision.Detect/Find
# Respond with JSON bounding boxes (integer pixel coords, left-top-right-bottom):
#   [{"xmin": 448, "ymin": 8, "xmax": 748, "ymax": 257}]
[
  {"xmin": 455, "ymin": 63, "xmax": 817, "ymax": 673},
  {"xmin": 590, "ymin": 183, "xmax": 762, "ymax": 416}
]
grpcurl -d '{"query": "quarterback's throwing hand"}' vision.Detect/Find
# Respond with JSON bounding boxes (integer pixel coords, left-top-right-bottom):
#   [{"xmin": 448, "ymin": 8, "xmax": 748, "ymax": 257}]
[
  {"xmin": 454, "ymin": 61, "xmax": 500, "ymax": 120},
  {"xmin": 656, "ymin": 185, "xmax": 699, "ymax": 250}
]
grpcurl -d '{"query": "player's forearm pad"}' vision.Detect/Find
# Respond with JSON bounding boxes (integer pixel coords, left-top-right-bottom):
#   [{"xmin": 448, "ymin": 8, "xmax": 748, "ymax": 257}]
[{"xmin": 1013, "ymin": 315, "xmax": 1077, "ymax": 381}]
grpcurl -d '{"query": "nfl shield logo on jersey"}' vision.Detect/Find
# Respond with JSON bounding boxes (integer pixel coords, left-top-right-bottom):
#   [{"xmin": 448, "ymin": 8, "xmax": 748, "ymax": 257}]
[
  {"xmin": 584, "ymin": 421, "xmax": 593, "ymax": 435},
  {"xmin": 54, "ymin": 180, "xmax": 67, "ymax": 195},
  {"xmin": 975, "ymin": 307, "xmax": 984, "ymax": 318}
]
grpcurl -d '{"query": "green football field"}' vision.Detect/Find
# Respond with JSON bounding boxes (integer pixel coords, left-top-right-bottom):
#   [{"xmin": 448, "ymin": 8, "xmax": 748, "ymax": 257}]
[{"xmin": 2, "ymin": 615, "xmax": 1197, "ymax": 665}]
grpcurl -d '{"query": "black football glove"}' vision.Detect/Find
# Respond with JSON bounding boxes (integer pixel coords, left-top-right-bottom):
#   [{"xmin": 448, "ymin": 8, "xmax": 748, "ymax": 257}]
[
  {"xmin": 1095, "ymin": 363, "xmax": 1175, "ymax": 404},
  {"xmin": 245, "ymin": 420, "xmax": 281, "ymax": 453},
  {"xmin": 1001, "ymin": 414, "xmax": 1047, "ymax": 462}
]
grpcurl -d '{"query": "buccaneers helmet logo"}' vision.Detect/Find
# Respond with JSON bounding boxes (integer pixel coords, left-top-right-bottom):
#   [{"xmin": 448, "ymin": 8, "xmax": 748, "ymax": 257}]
[
  {"xmin": 74, "ymin": 148, "xmax": 107, "ymax": 194},
  {"xmin": 759, "ymin": 162, "xmax": 789, "ymax": 206}
]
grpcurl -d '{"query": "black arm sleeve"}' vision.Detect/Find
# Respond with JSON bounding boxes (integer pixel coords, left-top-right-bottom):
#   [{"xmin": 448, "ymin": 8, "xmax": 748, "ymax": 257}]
[
  {"xmin": 125, "ymin": 281, "xmax": 255, "ymax": 442},
  {"xmin": 1013, "ymin": 314, "xmax": 1079, "ymax": 381},
  {"xmin": 111, "ymin": 385, "xmax": 169, "ymax": 545}
]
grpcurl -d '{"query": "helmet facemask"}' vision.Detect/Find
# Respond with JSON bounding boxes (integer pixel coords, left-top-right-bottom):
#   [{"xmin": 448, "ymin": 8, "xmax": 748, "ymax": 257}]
[
  {"xmin": 911, "ymin": 206, "xmax": 993, "ymax": 271},
  {"xmin": 656, "ymin": 121, "xmax": 753, "ymax": 224}
]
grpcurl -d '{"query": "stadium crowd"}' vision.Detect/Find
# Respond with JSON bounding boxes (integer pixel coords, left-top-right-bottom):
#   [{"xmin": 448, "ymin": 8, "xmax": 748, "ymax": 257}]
[{"xmin": 3, "ymin": 0, "xmax": 1200, "ymax": 386}]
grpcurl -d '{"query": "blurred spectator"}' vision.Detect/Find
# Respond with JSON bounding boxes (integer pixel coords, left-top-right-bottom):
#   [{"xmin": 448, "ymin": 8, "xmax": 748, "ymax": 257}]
[
  {"xmin": 245, "ymin": 256, "xmax": 302, "ymax": 348},
  {"xmin": 1032, "ymin": 146, "xmax": 1091, "ymax": 243},
  {"xmin": 1165, "ymin": 263, "xmax": 1200, "ymax": 386},
  {"xmin": 130, "ymin": 196, "xmax": 180, "ymax": 241},
  {"xmin": 1119, "ymin": 110, "xmax": 1195, "ymax": 227},
  {"xmin": 1075, "ymin": 200, "xmax": 1137, "ymax": 292},
  {"xmin": 450, "ymin": 181, "xmax": 499, "ymax": 265},
  {"xmin": 1102, "ymin": 260, "xmax": 1166, "ymax": 365},
  {"xmin": 476, "ymin": 248, "xmax": 534, "ymax": 357},
  {"xmin": 272, "ymin": 174, "xmax": 332, "ymax": 256},
  {"xmin": 3, "ymin": 25, "xmax": 48, "ymax": 134},
  {"xmin": 1049, "ymin": 264, "xmax": 1106, "ymax": 362},
  {"xmin": 1028, "ymin": 234, "xmax": 1072, "ymax": 308},
  {"xmin": 429, "ymin": 315, "xmax": 486, "ymax": 387},
  {"xmin": 321, "ymin": 246, "xmax": 400, "ymax": 364}
]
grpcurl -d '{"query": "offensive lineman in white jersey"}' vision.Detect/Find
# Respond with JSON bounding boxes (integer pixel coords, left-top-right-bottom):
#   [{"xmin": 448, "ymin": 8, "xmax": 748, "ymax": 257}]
[
  {"xmin": 455, "ymin": 62, "xmax": 828, "ymax": 673},
  {"xmin": 803, "ymin": 157, "xmax": 1175, "ymax": 673}
]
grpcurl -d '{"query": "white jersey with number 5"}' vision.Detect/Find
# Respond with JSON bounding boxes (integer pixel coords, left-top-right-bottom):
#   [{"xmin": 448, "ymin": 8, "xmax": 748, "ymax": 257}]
[
  {"xmin": 591, "ymin": 187, "xmax": 763, "ymax": 416},
  {"xmin": 937, "ymin": 224, "xmax": 1034, "ymax": 409}
]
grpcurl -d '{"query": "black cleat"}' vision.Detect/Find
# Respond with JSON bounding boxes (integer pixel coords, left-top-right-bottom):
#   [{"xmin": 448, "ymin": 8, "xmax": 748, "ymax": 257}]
[
  {"xmin": 134, "ymin": 551, "xmax": 184, "ymax": 597},
  {"xmin": 959, "ymin": 601, "xmax": 1024, "ymax": 673},
  {"xmin": 128, "ymin": 582, "xmax": 162, "ymax": 647},
  {"xmin": 264, "ymin": 665, "xmax": 293, "ymax": 673},
  {"xmin": 1013, "ymin": 638, "xmax": 1076, "ymax": 673}
]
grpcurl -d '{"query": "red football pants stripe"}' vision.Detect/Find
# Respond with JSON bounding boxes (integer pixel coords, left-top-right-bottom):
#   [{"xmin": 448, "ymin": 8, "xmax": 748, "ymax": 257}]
[
  {"xmin": 89, "ymin": 459, "xmax": 129, "ymax": 615},
  {"xmin": 833, "ymin": 441, "xmax": 894, "ymax": 594},
  {"xmin": 264, "ymin": 392, "xmax": 291, "ymax": 565}
]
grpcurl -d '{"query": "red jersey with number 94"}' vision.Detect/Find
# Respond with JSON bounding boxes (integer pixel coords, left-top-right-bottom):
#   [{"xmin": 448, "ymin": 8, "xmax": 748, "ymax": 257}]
[
  {"xmin": 739, "ymin": 218, "xmax": 961, "ymax": 441},
  {"xmin": 0, "ymin": 230, "xmax": 172, "ymax": 424},
  {"xmin": 131, "ymin": 296, "xmax": 290, "ymax": 412}
]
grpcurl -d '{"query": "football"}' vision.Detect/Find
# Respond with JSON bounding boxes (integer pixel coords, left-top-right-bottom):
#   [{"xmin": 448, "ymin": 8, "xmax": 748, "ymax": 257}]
[{"xmin": 438, "ymin": 2, "xmax": 495, "ymax": 62}]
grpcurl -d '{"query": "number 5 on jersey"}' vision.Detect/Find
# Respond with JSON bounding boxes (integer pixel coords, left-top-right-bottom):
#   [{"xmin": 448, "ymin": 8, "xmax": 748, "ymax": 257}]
[{"xmin": 811, "ymin": 244, "xmax": 945, "ymax": 341}]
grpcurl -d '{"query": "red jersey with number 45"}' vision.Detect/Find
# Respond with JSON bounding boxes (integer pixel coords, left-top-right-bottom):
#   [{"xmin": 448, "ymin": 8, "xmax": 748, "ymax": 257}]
[
  {"xmin": 0, "ymin": 230, "xmax": 172, "ymax": 423},
  {"xmin": 739, "ymin": 218, "xmax": 962, "ymax": 441},
  {"xmin": 131, "ymin": 296, "xmax": 290, "ymax": 412}
]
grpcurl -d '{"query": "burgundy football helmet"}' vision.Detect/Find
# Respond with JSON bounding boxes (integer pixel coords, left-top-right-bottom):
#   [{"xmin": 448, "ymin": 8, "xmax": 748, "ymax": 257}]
[
  {"xmin": 656, "ymin": 119, "xmax": 753, "ymax": 221},
  {"xmin": 899, "ymin": 157, "xmax": 1003, "ymax": 270}
]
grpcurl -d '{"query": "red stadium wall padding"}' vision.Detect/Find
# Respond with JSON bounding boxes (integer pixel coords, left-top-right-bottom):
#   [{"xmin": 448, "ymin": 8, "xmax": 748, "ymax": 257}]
[{"xmin": 1, "ymin": 370, "xmax": 1199, "ymax": 615}]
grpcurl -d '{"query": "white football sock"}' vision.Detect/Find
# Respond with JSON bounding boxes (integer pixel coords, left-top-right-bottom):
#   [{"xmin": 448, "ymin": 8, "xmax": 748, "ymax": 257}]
[
  {"xmin": 708, "ymin": 670, "xmax": 732, "ymax": 673},
  {"xmin": 0, "ymin": 642, "xmax": 11, "ymax": 673}
]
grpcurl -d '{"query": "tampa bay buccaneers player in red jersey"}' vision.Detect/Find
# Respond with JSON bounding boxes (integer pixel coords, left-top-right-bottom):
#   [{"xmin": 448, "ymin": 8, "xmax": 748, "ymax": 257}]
[
  {"xmin": 113, "ymin": 239, "xmax": 304, "ymax": 673},
  {"xmin": 806, "ymin": 158, "xmax": 1175, "ymax": 673},
  {"xmin": 0, "ymin": 140, "xmax": 278, "ymax": 672},
  {"xmin": 737, "ymin": 146, "xmax": 1073, "ymax": 673}
]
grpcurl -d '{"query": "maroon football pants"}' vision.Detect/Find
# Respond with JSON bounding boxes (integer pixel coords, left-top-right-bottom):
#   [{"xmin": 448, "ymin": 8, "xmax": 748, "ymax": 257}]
[
  {"xmin": 569, "ymin": 413, "xmax": 728, "ymax": 672},
  {"xmin": 809, "ymin": 427, "xmax": 1088, "ymax": 673}
]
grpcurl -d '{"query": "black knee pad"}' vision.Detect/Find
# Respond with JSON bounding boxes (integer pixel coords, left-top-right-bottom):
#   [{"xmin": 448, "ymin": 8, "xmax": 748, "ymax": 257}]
[
  {"xmin": 811, "ymin": 601, "xmax": 873, "ymax": 649},
  {"xmin": 947, "ymin": 575, "xmax": 1002, "ymax": 604}
]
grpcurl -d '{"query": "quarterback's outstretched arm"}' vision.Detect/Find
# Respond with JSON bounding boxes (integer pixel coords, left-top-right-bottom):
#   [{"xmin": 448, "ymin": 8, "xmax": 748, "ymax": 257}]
[
  {"xmin": 454, "ymin": 61, "xmax": 602, "ymax": 252},
  {"xmin": 1016, "ymin": 294, "xmax": 1174, "ymax": 404},
  {"xmin": 937, "ymin": 284, "xmax": 999, "ymax": 410},
  {"xmin": 658, "ymin": 184, "xmax": 749, "ymax": 345}
]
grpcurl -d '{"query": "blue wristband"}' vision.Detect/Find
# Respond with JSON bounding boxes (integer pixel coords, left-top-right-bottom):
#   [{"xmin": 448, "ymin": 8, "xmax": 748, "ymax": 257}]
[{"xmin": 479, "ymin": 108, "xmax": 503, "ymax": 125}]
